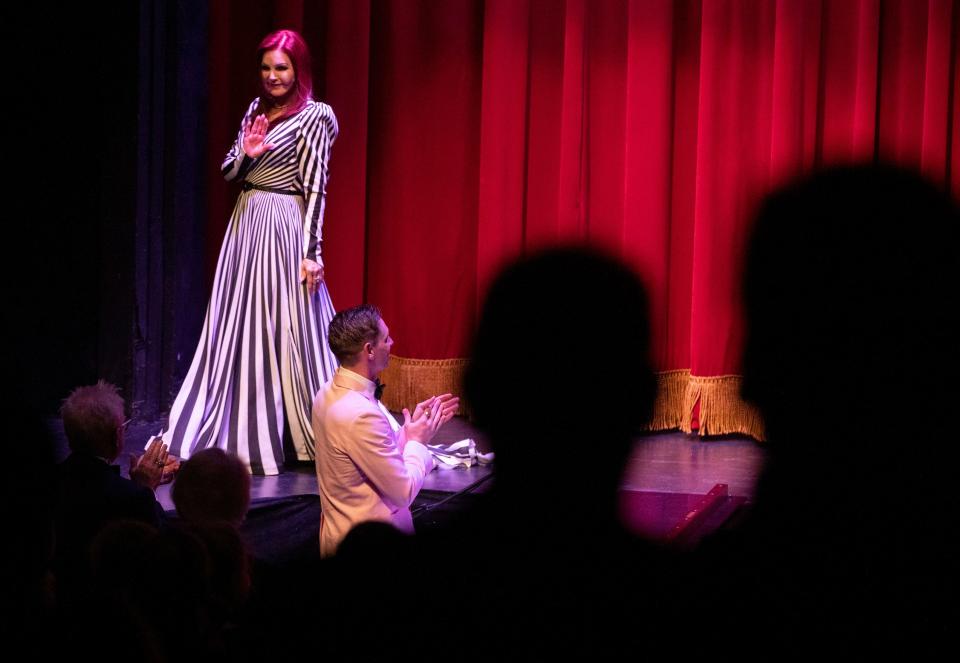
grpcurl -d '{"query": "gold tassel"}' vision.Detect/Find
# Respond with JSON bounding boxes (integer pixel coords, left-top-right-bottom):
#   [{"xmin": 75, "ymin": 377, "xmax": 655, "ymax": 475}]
[
  {"xmin": 678, "ymin": 374, "xmax": 702, "ymax": 435},
  {"xmin": 379, "ymin": 356, "xmax": 470, "ymax": 415},
  {"xmin": 647, "ymin": 369, "xmax": 691, "ymax": 431},
  {"xmin": 379, "ymin": 356, "xmax": 765, "ymax": 440},
  {"xmin": 687, "ymin": 375, "xmax": 766, "ymax": 441}
]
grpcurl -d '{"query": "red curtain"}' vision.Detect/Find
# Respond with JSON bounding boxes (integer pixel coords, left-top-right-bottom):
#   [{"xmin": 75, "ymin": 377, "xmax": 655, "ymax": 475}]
[{"xmin": 207, "ymin": 0, "xmax": 959, "ymax": 438}]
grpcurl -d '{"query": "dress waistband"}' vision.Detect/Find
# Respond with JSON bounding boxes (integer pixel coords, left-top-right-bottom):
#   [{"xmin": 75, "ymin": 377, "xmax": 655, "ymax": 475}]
[{"xmin": 241, "ymin": 181, "xmax": 303, "ymax": 196}]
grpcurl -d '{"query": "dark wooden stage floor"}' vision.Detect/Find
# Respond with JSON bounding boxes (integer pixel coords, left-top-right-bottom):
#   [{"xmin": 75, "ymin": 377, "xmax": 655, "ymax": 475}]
[{"xmin": 48, "ymin": 414, "xmax": 766, "ymax": 542}]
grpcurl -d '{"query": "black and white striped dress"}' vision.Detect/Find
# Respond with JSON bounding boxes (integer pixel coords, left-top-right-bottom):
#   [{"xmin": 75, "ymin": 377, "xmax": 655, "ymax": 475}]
[{"xmin": 161, "ymin": 99, "xmax": 339, "ymax": 475}]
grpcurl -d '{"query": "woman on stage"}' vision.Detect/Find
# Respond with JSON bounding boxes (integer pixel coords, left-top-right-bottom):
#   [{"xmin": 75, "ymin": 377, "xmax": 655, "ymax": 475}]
[{"xmin": 159, "ymin": 29, "xmax": 338, "ymax": 475}]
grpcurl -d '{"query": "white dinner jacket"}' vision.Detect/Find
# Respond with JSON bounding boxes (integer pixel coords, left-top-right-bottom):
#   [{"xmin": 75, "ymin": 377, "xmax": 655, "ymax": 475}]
[{"xmin": 312, "ymin": 366, "xmax": 435, "ymax": 557}]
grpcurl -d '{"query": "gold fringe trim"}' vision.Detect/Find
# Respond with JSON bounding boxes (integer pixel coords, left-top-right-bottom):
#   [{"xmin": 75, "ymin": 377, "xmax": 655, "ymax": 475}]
[
  {"xmin": 378, "ymin": 357, "xmax": 765, "ymax": 440},
  {"xmin": 646, "ymin": 369, "xmax": 691, "ymax": 431},
  {"xmin": 680, "ymin": 376, "xmax": 702, "ymax": 434},
  {"xmin": 678, "ymin": 374, "xmax": 766, "ymax": 441},
  {"xmin": 379, "ymin": 355, "xmax": 469, "ymax": 416}
]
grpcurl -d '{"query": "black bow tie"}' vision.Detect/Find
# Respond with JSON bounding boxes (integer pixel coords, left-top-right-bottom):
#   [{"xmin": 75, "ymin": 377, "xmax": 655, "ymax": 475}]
[{"xmin": 374, "ymin": 379, "xmax": 386, "ymax": 401}]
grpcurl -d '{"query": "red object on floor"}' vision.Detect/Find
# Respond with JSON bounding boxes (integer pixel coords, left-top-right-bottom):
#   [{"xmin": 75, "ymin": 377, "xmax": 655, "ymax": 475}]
[{"xmin": 619, "ymin": 483, "xmax": 741, "ymax": 547}]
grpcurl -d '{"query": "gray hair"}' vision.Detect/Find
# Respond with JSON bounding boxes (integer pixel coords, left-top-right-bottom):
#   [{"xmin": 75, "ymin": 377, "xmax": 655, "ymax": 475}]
[{"xmin": 60, "ymin": 381, "xmax": 125, "ymax": 456}]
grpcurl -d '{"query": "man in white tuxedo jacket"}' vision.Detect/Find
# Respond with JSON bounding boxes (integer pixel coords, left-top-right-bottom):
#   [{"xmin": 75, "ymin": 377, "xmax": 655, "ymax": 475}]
[{"xmin": 312, "ymin": 305, "xmax": 457, "ymax": 557}]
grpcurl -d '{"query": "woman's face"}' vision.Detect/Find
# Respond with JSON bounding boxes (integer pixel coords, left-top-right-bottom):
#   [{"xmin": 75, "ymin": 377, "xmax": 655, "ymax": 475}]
[{"xmin": 261, "ymin": 49, "xmax": 295, "ymax": 100}]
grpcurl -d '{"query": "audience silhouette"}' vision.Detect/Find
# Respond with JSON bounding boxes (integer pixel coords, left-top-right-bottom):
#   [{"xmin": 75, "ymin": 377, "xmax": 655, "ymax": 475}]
[
  {"xmin": 173, "ymin": 448, "xmax": 252, "ymax": 528},
  {"xmin": 413, "ymin": 246, "xmax": 670, "ymax": 657},
  {"xmin": 18, "ymin": 165, "xmax": 958, "ymax": 660},
  {"xmin": 696, "ymin": 164, "xmax": 959, "ymax": 655}
]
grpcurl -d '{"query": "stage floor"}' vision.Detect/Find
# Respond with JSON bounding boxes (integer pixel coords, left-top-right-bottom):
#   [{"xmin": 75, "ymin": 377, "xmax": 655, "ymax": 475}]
[{"xmin": 47, "ymin": 414, "xmax": 766, "ymax": 513}]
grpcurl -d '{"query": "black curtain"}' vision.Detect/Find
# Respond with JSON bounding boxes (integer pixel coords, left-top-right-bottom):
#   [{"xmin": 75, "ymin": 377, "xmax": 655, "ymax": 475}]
[
  {"xmin": 9, "ymin": 1, "xmax": 209, "ymax": 420},
  {"xmin": 133, "ymin": 0, "xmax": 209, "ymax": 420}
]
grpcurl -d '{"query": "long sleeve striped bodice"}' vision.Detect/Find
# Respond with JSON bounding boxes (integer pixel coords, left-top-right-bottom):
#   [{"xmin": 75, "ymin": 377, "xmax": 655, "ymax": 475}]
[{"xmin": 222, "ymin": 99, "xmax": 339, "ymax": 265}]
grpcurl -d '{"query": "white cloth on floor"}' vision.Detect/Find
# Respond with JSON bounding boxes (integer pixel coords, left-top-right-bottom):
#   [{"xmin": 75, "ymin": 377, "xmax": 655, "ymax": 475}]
[{"xmin": 427, "ymin": 439, "xmax": 494, "ymax": 469}]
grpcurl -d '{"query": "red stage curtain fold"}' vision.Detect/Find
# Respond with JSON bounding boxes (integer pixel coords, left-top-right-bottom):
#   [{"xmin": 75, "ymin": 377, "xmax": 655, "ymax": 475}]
[{"xmin": 207, "ymin": 0, "xmax": 959, "ymax": 437}]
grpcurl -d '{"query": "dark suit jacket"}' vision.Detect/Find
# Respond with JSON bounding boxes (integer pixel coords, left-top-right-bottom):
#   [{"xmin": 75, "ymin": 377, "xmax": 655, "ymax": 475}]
[{"xmin": 53, "ymin": 452, "xmax": 164, "ymax": 589}]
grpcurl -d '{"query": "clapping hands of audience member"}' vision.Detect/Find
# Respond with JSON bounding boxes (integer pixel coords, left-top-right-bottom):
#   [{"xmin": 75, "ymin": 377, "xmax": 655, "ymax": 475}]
[
  {"xmin": 160, "ymin": 454, "xmax": 181, "ymax": 485},
  {"xmin": 401, "ymin": 394, "xmax": 460, "ymax": 447},
  {"xmin": 130, "ymin": 437, "xmax": 179, "ymax": 490}
]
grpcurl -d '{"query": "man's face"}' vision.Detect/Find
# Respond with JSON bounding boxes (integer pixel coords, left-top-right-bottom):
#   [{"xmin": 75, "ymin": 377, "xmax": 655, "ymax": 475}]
[{"xmin": 370, "ymin": 318, "xmax": 393, "ymax": 375}]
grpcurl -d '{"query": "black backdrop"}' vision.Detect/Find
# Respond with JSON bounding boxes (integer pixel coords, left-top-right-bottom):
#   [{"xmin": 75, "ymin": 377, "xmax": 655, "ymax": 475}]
[{"xmin": 10, "ymin": 1, "xmax": 210, "ymax": 419}]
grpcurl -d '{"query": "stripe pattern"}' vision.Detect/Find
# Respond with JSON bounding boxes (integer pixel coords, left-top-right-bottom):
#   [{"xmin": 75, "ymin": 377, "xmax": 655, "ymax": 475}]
[{"xmin": 162, "ymin": 100, "xmax": 339, "ymax": 475}]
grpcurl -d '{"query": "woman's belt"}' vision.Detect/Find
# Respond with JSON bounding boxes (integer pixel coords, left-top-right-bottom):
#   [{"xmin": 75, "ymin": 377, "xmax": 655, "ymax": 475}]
[{"xmin": 241, "ymin": 182, "xmax": 303, "ymax": 196}]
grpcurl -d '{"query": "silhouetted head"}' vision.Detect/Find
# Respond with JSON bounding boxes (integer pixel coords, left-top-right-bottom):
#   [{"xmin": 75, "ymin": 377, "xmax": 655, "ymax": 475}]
[
  {"xmin": 742, "ymin": 164, "xmax": 959, "ymax": 445},
  {"xmin": 737, "ymin": 165, "xmax": 960, "ymax": 642},
  {"xmin": 337, "ymin": 521, "xmax": 413, "ymax": 562},
  {"xmin": 89, "ymin": 520, "xmax": 160, "ymax": 594},
  {"xmin": 172, "ymin": 448, "xmax": 251, "ymax": 527},
  {"xmin": 466, "ymin": 246, "xmax": 655, "ymax": 488}
]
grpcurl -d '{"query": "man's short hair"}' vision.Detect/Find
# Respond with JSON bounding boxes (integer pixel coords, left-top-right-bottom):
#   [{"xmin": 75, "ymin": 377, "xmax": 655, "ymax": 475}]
[
  {"xmin": 60, "ymin": 381, "xmax": 125, "ymax": 456},
  {"xmin": 172, "ymin": 448, "xmax": 251, "ymax": 526},
  {"xmin": 328, "ymin": 305, "xmax": 382, "ymax": 365}
]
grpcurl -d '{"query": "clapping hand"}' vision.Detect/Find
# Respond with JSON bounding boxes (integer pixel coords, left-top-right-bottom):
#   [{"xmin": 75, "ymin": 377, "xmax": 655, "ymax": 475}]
[
  {"xmin": 412, "ymin": 393, "xmax": 459, "ymax": 427},
  {"xmin": 242, "ymin": 114, "xmax": 276, "ymax": 158},
  {"xmin": 129, "ymin": 437, "xmax": 176, "ymax": 490},
  {"xmin": 401, "ymin": 393, "xmax": 460, "ymax": 446},
  {"xmin": 159, "ymin": 454, "xmax": 181, "ymax": 485}
]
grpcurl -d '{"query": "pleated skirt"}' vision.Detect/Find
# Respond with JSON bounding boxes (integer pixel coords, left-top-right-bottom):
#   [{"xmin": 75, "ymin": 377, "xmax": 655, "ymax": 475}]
[{"xmin": 161, "ymin": 189, "xmax": 338, "ymax": 475}]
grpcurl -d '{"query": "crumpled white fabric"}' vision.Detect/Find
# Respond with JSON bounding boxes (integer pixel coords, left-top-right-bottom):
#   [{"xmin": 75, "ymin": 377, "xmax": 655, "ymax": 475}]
[{"xmin": 427, "ymin": 438, "xmax": 495, "ymax": 469}]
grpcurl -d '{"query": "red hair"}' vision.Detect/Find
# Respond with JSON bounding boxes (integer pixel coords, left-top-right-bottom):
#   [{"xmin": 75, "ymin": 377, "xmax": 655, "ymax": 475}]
[{"xmin": 255, "ymin": 29, "xmax": 313, "ymax": 122}]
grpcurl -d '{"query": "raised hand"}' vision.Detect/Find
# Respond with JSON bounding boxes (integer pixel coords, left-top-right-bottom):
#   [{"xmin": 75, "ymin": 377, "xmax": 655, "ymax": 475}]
[
  {"xmin": 413, "ymin": 393, "xmax": 460, "ymax": 426},
  {"xmin": 402, "ymin": 397, "xmax": 446, "ymax": 446},
  {"xmin": 436, "ymin": 393, "xmax": 460, "ymax": 425},
  {"xmin": 129, "ymin": 437, "xmax": 169, "ymax": 491},
  {"xmin": 159, "ymin": 454, "xmax": 181, "ymax": 485},
  {"xmin": 242, "ymin": 114, "xmax": 276, "ymax": 158}
]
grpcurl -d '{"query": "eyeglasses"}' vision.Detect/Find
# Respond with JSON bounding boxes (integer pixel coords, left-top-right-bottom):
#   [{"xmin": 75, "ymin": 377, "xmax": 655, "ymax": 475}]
[{"xmin": 120, "ymin": 418, "xmax": 133, "ymax": 431}]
